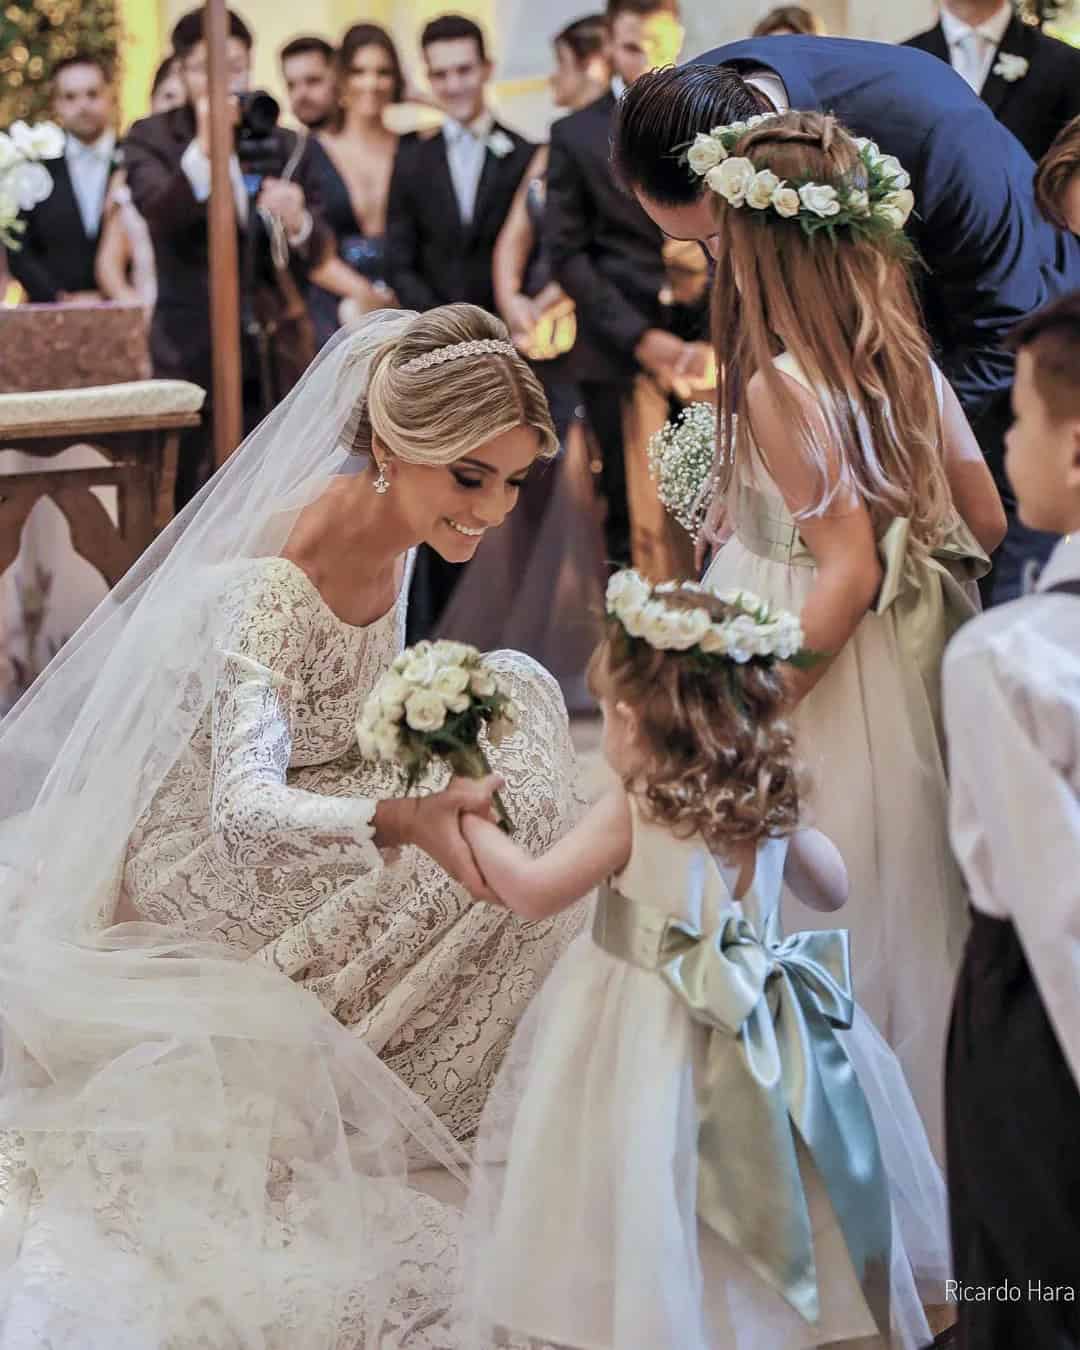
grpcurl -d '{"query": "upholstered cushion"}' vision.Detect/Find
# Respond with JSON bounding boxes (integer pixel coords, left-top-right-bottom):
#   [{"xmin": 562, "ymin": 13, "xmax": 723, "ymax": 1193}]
[{"xmin": 0, "ymin": 380, "xmax": 205, "ymax": 434}]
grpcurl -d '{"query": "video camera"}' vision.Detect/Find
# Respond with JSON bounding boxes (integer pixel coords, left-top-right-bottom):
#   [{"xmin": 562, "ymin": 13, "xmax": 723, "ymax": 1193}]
[{"xmin": 235, "ymin": 89, "xmax": 288, "ymax": 192}]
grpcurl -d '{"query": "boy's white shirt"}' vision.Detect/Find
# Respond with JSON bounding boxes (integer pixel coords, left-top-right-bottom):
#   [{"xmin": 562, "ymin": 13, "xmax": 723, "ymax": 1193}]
[{"xmin": 944, "ymin": 532, "xmax": 1080, "ymax": 1087}]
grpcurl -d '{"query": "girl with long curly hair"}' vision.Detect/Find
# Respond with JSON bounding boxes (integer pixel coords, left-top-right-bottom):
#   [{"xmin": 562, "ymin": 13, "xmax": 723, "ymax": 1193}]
[{"xmin": 450, "ymin": 570, "xmax": 949, "ymax": 1350}]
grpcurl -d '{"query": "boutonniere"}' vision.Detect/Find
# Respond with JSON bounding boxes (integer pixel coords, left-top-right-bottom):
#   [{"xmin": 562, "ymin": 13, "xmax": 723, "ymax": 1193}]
[
  {"xmin": 487, "ymin": 129, "xmax": 515, "ymax": 159},
  {"xmin": 993, "ymin": 52, "xmax": 1029, "ymax": 83}
]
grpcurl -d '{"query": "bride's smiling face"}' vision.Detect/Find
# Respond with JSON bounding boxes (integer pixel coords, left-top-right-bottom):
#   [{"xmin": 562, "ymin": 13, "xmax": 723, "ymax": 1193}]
[{"xmin": 383, "ymin": 424, "xmax": 541, "ymax": 562}]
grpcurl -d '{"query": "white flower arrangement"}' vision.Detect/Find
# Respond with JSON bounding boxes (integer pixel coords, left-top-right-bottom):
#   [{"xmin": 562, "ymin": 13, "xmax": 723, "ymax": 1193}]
[
  {"xmin": 487, "ymin": 129, "xmax": 515, "ymax": 159},
  {"xmin": 357, "ymin": 639, "xmax": 519, "ymax": 831},
  {"xmin": 606, "ymin": 569, "xmax": 806, "ymax": 666},
  {"xmin": 646, "ymin": 401, "xmax": 721, "ymax": 542},
  {"xmin": 680, "ymin": 117, "xmax": 915, "ymax": 247},
  {"xmin": 993, "ymin": 53, "xmax": 1028, "ymax": 83},
  {"xmin": 0, "ymin": 121, "xmax": 64, "ymax": 250}
]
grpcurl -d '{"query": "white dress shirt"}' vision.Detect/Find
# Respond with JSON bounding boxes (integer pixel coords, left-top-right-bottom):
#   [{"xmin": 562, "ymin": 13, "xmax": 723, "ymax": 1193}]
[
  {"xmin": 940, "ymin": 0, "xmax": 1013, "ymax": 93},
  {"xmin": 745, "ymin": 70, "xmax": 791, "ymax": 114},
  {"xmin": 65, "ymin": 130, "xmax": 115, "ymax": 238},
  {"xmin": 443, "ymin": 112, "xmax": 493, "ymax": 225},
  {"xmin": 944, "ymin": 532, "xmax": 1080, "ymax": 1087}
]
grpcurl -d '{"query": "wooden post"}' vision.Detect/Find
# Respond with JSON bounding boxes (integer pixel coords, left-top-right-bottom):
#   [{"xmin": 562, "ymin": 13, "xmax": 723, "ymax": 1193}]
[{"xmin": 204, "ymin": 0, "xmax": 243, "ymax": 464}]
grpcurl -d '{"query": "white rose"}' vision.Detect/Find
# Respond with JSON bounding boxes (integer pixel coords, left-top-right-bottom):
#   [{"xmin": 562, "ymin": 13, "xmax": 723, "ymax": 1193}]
[
  {"xmin": 798, "ymin": 183, "xmax": 840, "ymax": 218},
  {"xmin": 639, "ymin": 602, "xmax": 681, "ymax": 649},
  {"xmin": 853, "ymin": 137, "xmax": 881, "ymax": 165},
  {"xmin": 846, "ymin": 188, "xmax": 870, "ymax": 216},
  {"xmin": 619, "ymin": 602, "xmax": 648, "ymax": 638},
  {"xmin": 356, "ymin": 722, "xmax": 378, "ymax": 757},
  {"xmin": 0, "ymin": 134, "xmax": 18, "ymax": 173},
  {"xmin": 717, "ymin": 588, "xmax": 763, "ymax": 612},
  {"xmin": 9, "ymin": 160, "xmax": 52, "ymax": 211},
  {"xmin": 606, "ymin": 570, "xmax": 651, "ymax": 611},
  {"xmin": 715, "ymin": 121, "xmax": 746, "ymax": 138},
  {"xmin": 745, "ymin": 169, "xmax": 780, "ymax": 211},
  {"xmin": 880, "ymin": 189, "xmax": 918, "ymax": 228},
  {"xmin": 9, "ymin": 120, "xmax": 64, "ymax": 160},
  {"xmin": 668, "ymin": 608, "xmax": 712, "ymax": 650},
  {"xmin": 402, "ymin": 654, "xmax": 436, "ymax": 686},
  {"xmin": 432, "ymin": 666, "xmax": 471, "ymax": 699},
  {"xmin": 771, "ymin": 185, "xmax": 801, "ymax": 218},
  {"xmin": 699, "ymin": 624, "xmax": 729, "ymax": 655},
  {"xmin": 686, "ymin": 133, "xmax": 725, "ymax": 175},
  {"xmin": 404, "ymin": 689, "xmax": 447, "ymax": 733},
  {"xmin": 877, "ymin": 155, "xmax": 910, "ymax": 190},
  {"xmin": 445, "ymin": 692, "xmax": 471, "ymax": 714},
  {"xmin": 469, "ymin": 668, "xmax": 497, "ymax": 698},
  {"xmin": 376, "ymin": 672, "xmax": 411, "ymax": 712},
  {"xmin": 705, "ymin": 156, "xmax": 756, "ymax": 206},
  {"xmin": 432, "ymin": 640, "xmax": 472, "ymax": 667},
  {"xmin": 745, "ymin": 113, "xmax": 775, "ymax": 129}
]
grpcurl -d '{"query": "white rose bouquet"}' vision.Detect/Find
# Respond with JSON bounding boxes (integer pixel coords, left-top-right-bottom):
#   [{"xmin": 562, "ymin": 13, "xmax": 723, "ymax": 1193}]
[
  {"xmin": 0, "ymin": 121, "xmax": 65, "ymax": 250},
  {"xmin": 357, "ymin": 640, "xmax": 519, "ymax": 832},
  {"xmin": 647, "ymin": 400, "xmax": 721, "ymax": 542}
]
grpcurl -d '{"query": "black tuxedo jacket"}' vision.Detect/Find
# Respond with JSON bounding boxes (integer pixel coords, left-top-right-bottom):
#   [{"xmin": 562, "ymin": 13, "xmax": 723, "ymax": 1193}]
[
  {"xmin": 701, "ymin": 36, "xmax": 1080, "ymax": 426},
  {"xmin": 385, "ymin": 121, "xmax": 533, "ymax": 314},
  {"xmin": 904, "ymin": 14, "xmax": 1080, "ymax": 164},
  {"xmin": 8, "ymin": 152, "xmax": 105, "ymax": 302},
  {"xmin": 122, "ymin": 105, "xmax": 326, "ymax": 391},
  {"xmin": 545, "ymin": 90, "xmax": 672, "ymax": 384}
]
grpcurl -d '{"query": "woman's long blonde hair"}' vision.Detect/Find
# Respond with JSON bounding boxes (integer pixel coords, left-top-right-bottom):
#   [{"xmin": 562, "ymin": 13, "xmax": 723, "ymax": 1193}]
[{"xmin": 711, "ymin": 112, "xmax": 953, "ymax": 546}]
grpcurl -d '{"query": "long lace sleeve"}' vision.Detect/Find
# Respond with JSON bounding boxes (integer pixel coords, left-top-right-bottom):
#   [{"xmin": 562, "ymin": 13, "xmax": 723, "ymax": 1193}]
[{"xmin": 210, "ymin": 562, "xmax": 381, "ymax": 872}]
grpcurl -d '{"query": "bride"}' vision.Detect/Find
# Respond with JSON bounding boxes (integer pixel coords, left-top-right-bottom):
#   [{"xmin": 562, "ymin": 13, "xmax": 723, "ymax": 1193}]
[{"xmin": 0, "ymin": 304, "xmax": 582, "ymax": 1346}]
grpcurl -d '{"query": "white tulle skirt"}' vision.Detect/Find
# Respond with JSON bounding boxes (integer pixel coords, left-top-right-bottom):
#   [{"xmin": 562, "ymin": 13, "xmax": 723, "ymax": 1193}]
[
  {"xmin": 457, "ymin": 933, "xmax": 949, "ymax": 1350},
  {"xmin": 0, "ymin": 929, "xmax": 473, "ymax": 1349}
]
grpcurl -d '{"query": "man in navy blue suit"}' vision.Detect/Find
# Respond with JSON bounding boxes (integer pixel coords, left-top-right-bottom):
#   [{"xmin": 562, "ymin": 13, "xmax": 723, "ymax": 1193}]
[{"xmin": 612, "ymin": 36, "xmax": 1080, "ymax": 603}]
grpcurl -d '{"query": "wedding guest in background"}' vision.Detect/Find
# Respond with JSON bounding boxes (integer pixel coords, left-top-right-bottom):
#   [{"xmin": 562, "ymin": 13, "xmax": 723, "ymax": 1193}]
[
  {"xmin": 9, "ymin": 54, "xmax": 116, "ymax": 305},
  {"xmin": 96, "ymin": 58, "xmax": 186, "ymax": 308},
  {"xmin": 752, "ymin": 4, "xmax": 825, "ymax": 37},
  {"xmin": 281, "ymin": 35, "xmax": 337, "ymax": 133},
  {"xmin": 546, "ymin": 0, "xmax": 709, "ymax": 572},
  {"xmin": 944, "ymin": 292, "xmax": 1080, "ymax": 1350},
  {"xmin": 387, "ymin": 12, "xmax": 534, "ymax": 639},
  {"xmin": 905, "ymin": 0, "xmax": 1080, "ymax": 163},
  {"xmin": 438, "ymin": 13, "xmax": 610, "ymax": 708},
  {"xmin": 125, "ymin": 6, "xmax": 327, "ymax": 507},
  {"xmin": 1036, "ymin": 113, "xmax": 1080, "ymax": 233}
]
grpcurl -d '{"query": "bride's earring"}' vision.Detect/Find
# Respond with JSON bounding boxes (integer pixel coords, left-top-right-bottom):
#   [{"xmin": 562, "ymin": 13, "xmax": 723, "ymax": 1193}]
[{"xmin": 373, "ymin": 459, "xmax": 390, "ymax": 495}]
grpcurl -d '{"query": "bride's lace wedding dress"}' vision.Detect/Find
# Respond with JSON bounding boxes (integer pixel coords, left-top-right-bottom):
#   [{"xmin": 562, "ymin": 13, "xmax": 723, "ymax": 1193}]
[
  {"xmin": 121, "ymin": 555, "xmax": 583, "ymax": 1146},
  {"xmin": 0, "ymin": 554, "xmax": 580, "ymax": 1348}
]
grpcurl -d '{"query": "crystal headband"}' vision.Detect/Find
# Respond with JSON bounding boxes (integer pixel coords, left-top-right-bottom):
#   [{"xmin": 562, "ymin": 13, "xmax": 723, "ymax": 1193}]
[{"xmin": 400, "ymin": 339, "xmax": 518, "ymax": 374}]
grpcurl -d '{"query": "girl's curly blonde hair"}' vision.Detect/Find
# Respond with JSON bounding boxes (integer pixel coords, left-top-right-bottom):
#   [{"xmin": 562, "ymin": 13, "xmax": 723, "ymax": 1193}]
[{"xmin": 588, "ymin": 588, "xmax": 802, "ymax": 855}]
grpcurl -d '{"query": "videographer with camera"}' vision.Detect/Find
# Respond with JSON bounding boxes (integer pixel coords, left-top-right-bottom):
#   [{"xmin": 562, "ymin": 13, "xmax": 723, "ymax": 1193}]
[{"xmin": 123, "ymin": 7, "xmax": 328, "ymax": 508}]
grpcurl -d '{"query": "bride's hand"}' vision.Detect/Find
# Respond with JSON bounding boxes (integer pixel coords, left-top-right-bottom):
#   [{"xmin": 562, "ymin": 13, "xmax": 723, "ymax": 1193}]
[
  {"xmin": 377, "ymin": 777, "xmax": 500, "ymax": 899},
  {"xmin": 695, "ymin": 493, "xmax": 733, "ymax": 573}
]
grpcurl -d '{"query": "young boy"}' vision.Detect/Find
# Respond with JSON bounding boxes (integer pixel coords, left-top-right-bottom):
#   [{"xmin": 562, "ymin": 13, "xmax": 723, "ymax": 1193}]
[{"xmin": 943, "ymin": 291, "xmax": 1080, "ymax": 1349}]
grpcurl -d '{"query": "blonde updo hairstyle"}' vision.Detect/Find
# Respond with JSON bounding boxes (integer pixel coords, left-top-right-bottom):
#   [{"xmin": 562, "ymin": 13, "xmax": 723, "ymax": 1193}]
[
  {"xmin": 588, "ymin": 586, "xmax": 802, "ymax": 855},
  {"xmin": 346, "ymin": 303, "xmax": 558, "ymax": 466}
]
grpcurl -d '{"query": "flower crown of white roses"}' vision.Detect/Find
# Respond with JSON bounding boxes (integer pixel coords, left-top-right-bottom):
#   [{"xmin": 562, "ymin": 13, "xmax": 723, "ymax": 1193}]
[
  {"xmin": 605, "ymin": 570, "xmax": 805, "ymax": 666},
  {"xmin": 679, "ymin": 116, "xmax": 915, "ymax": 246}
]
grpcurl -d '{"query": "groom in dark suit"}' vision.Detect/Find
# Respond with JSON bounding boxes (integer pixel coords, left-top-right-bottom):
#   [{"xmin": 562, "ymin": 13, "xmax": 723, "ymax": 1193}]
[
  {"xmin": 9, "ymin": 54, "xmax": 116, "ymax": 304},
  {"xmin": 904, "ymin": 0, "xmax": 1080, "ymax": 165},
  {"xmin": 387, "ymin": 14, "xmax": 533, "ymax": 638},
  {"xmin": 612, "ymin": 37, "xmax": 1080, "ymax": 604}
]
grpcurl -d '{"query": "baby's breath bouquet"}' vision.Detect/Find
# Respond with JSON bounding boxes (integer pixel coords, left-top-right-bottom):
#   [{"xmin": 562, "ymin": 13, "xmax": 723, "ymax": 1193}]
[
  {"xmin": 357, "ymin": 640, "xmax": 519, "ymax": 833},
  {"xmin": 647, "ymin": 401, "xmax": 721, "ymax": 541},
  {"xmin": 0, "ymin": 120, "xmax": 64, "ymax": 249}
]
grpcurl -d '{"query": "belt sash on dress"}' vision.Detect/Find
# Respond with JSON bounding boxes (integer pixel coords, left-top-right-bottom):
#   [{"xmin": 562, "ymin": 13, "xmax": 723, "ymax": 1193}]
[
  {"xmin": 592, "ymin": 881, "xmax": 892, "ymax": 1334},
  {"xmin": 733, "ymin": 484, "xmax": 990, "ymax": 740}
]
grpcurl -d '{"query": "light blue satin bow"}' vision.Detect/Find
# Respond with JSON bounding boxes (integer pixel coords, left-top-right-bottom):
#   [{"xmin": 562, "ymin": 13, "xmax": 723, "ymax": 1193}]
[{"xmin": 592, "ymin": 885, "xmax": 892, "ymax": 1333}]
